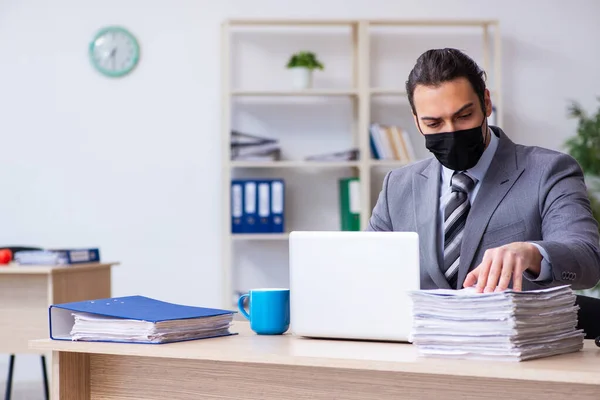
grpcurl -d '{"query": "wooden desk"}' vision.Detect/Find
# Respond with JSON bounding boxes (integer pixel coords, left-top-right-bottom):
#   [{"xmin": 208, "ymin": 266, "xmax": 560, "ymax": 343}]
[
  {"xmin": 30, "ymin": 321, "xmax": 600, "ymax": 400},
  {"xmin": 0, "ymin": 262, "xmax": 117, "ymax": 354}
]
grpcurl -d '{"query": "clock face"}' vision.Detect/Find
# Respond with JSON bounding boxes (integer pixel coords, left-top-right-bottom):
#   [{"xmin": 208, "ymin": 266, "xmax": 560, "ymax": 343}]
[{"xmin": 89, "ymin": 26, "xmax": 140, "ymax": 77}]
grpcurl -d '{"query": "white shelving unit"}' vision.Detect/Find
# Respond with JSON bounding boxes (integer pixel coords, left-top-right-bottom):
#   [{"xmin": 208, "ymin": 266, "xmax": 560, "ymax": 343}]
[
  {"xmin": 220, "ymin": 18, "xmax": 502, "ymax": 309},
  {"xmin": 231, "ymin": 89, "xmax": 359, "ymax": 96}
]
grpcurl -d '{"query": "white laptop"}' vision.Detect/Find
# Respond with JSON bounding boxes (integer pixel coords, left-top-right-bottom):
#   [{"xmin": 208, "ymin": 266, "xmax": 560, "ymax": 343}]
[{"xmin": 288, "ymin": 230, "xmax": 420, "ymax": 342}]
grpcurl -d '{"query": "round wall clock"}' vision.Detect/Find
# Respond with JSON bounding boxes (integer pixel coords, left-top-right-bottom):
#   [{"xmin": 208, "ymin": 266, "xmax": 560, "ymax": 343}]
[{"xmin": 89, "ymin": 26, "xmax": 140, "ymax": 78}]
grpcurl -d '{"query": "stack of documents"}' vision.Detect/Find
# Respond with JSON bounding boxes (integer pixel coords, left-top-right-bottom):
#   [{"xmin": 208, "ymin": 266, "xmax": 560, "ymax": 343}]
[
  {"xmin": 304, "ymin": 148, "xmax": 359, "ymax": 162},
  {"xmin": 408, "ymin": 285, "xmax": 584, "ymax": 361},
  {"xmin": 231, "ymin": 130, "xmax": 281, "ymax": 161},
  {"xmin": 14, "ymin": 248, "xmax": 100, "ymax": 265},
  {"xmin": 50, "ymin": 296, "xmax": 235, "ymax": 344}
]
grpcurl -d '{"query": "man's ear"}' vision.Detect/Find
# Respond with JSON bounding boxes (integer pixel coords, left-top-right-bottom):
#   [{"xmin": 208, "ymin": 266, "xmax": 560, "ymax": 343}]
[{"xmin": 484, "ymin": 89, "xmax": 492, "ymax": 117}]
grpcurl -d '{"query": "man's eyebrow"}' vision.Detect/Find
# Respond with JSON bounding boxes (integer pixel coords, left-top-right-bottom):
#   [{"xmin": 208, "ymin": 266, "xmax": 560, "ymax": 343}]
[{"xmin": 420, "ymin": 103, "xmax": 475, "ymax": 121}]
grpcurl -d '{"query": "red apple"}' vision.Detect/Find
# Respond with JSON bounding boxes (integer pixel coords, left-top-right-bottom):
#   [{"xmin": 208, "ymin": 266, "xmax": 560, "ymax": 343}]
[{"xmin": 0, "ymin": 249, "xmax": 12, "ymax": 265}]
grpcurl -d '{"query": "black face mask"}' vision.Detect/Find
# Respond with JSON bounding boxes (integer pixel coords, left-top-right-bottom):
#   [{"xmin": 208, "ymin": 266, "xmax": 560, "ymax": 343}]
[{"xmin": 420, "ymin": 118, "xmax": 488, "ymax": 171}]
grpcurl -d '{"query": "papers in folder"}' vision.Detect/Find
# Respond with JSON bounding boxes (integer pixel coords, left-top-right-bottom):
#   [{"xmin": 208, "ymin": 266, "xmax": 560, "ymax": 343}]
[
  {"xmin": 408, "ymin": 285, "xmax": 584, "ymax": 362},
  {"xmin": 49, "ymin": 296, "xmax": 236, "ymax": 344}
]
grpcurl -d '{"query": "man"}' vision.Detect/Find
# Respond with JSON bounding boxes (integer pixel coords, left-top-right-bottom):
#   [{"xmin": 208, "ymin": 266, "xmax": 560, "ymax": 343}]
[{"xmin": 368, "ymin": 48, "xmax": 600, "ymax": 293}]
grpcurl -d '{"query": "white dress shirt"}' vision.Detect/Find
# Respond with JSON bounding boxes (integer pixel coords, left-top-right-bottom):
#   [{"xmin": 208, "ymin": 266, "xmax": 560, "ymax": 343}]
[{"xmin": 437, "ymin": 128, "xmax": 552, "ymax": 284}]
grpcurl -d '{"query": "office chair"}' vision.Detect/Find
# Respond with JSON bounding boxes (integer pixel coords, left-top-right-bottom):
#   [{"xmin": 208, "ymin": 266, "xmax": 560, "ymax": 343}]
[{"xmin": 574, "ymin": 294, "xmax": 600, "ymax": 347}]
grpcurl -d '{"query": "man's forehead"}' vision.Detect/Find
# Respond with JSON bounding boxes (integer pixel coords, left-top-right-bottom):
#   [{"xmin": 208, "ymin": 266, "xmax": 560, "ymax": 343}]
[{"xmin": 413, "ymin": 78, "xmax": 478, "ymax": 117}]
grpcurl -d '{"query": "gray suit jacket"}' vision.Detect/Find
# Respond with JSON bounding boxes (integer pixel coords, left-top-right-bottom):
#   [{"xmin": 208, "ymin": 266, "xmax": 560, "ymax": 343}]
[{"xmin": 367, "ymin": 126, "xmax": 600, "ymax": 291}]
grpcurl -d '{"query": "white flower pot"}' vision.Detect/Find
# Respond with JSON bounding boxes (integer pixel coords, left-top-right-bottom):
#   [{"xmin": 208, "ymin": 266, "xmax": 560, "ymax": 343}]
[{"xmin": 290, "ymin": 67, "xmax": 313, "ymax": 89}]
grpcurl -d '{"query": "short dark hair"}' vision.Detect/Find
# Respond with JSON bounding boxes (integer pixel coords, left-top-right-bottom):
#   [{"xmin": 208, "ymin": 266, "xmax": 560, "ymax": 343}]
[{"xmin": 405, "ymin": 48, "xmax": 487, "ymax": 115}]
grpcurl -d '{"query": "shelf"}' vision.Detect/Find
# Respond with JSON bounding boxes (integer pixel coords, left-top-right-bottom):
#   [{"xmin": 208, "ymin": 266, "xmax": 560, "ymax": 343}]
[
  {"xmin": 226, "ymin": 19, "xmax": 497, "ymax": 28},
  {"xmin": 370, "ymin": 88, "xmax": 407, "ymax": 96},
  {"xmin": 231, "ymin": 159, "xmax": 411, "ymax": 170},
  {"xmin": 370, "ymin": 160, "xmax": 410, "ymax": 168},
  {"xmin": 227, "ymin": 19, "xmax": 357, "ymax": 27},
  {"xmin": 369, "ymin": 19, "xmax": 497, "ymax": 27},
  {"xmin": 372, "ymin": 89, "xmax": 499, "ymax": 97},
  {"xmin": 230, "ymin": 161, "xmax": 360, "ymax": 169},
  {"xmin": 231, "ymin": 233, "xmax": 290, "ymax": 241},
  {"xmin": 231, "ymin": 89, "xmax": 358, "ymax": 97}
]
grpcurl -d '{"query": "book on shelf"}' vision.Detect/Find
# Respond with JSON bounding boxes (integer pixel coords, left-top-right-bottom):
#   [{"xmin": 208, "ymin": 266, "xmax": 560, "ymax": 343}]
[
  {"xmin": 305, "ymin": 148, "xmax": 359, "ymax": 162},
  {"xmin": 231, "ymin": 130, "xmax": 276, "ymax": 145},
  {"xmin": 231, "ymin": 130, "xmax": 281, "ymax": 161},
  {"xmin": 339, "ymin": 177, "xmax": 360, "ymax": 231},
  {"xmin": 233, "ymin": 147, "xmax": 281, "ymax": 162},
  {"xmin": 49, "ymin": 295, "xmax": 236, "ymax": 344},
  {"xmin": 231, "ymin": 179, "xmax": 285, "ymax": 234},
  {"xmin": 369, "ymin": 123, "xmax": 415, "ymax": 162},
  {"xmin": 408, "ymin": 285, "xmax": 584, "ymax": 362}
]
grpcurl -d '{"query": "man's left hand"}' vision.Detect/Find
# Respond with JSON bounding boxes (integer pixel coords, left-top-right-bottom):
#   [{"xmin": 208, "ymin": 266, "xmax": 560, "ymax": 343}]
[{"xmin": 463, "ymin": 242, "xmax": 543, "ymax": 292}]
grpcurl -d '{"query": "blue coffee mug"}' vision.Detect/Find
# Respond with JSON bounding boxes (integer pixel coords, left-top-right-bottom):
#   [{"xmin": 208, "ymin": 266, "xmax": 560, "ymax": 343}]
[{"xmin": 238, "ymin": 288, "xmax": 290, "ymax": 335}]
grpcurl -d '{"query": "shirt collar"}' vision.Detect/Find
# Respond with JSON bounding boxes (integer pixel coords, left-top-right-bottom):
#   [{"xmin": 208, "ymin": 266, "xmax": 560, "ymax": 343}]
[{"xmin": 442, "ymin": 127, "xmax": 499, "ymax": 185}]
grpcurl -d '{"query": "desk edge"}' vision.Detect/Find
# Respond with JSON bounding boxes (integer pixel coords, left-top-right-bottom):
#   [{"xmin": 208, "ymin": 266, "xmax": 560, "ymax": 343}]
[
  {"xmin": 0, "ymin": 262, "xmax": 119, "ymax": 274},
  {"xmin": 28, "ymin": 339, "xmax": 600, "ymax": 386}
]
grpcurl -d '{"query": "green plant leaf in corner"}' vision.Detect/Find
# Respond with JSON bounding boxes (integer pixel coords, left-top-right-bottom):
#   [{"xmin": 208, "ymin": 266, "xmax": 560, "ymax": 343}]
[
  {"xmin": 567, "ymin": 97, "xmax": 600, "ymax": 298},
  {"xmin": 565, "ymin": 99, "xmax": 600, "ymax": 176}
]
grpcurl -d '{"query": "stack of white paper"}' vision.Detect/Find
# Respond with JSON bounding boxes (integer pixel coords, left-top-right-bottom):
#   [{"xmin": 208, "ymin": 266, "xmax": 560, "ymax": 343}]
[
  {"xmin": 408, "ymin": 285, "xmax": 584, "ymax": 361},
  {"xmin": 69, "ymin": 312, "xmax": 234, "ymax": 344}
]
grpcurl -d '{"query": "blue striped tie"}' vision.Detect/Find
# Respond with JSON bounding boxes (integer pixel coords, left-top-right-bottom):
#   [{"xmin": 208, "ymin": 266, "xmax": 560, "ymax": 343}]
[{"xmin": 443, "ymin": 172, "xmax": 477, "ymax": 288}]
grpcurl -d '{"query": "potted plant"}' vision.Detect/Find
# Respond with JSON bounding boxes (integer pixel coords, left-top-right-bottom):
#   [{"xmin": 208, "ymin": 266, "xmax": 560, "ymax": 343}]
[
  {"xmin": 565, "ymin": 97, "xmax": 600, "ymax": 298},
  {"xmin": 286, "ymin": 51, "xmax": 324, "ymax": 89}
]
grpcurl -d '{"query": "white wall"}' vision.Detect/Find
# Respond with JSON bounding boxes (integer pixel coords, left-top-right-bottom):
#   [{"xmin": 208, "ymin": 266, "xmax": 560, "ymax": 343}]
[{"xmin": 0, "ymin": 0, "xmax": 599, "ymax": 387}]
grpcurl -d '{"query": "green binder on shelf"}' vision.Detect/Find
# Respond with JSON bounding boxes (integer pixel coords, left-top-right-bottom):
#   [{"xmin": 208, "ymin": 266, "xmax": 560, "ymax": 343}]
[{"xmin": 339, "ymin": 177, "xmax": 360, "ymax": 231}]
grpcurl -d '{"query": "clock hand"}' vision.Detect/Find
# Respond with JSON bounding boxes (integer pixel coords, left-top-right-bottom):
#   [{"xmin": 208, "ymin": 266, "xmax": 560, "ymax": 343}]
[{"xmin": 110, "ymin": 48, "xmax": 117, "ymax": 70}]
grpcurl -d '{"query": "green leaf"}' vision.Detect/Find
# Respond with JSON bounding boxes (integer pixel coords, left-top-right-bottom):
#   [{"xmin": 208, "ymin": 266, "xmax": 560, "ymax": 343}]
[
  {"xmin": 286, "ymin": 51, "xmax": 325, "ymax": 70},
  {"xmin": 565, "ymin": 98, "xmax": 600, "ymax": 231}
]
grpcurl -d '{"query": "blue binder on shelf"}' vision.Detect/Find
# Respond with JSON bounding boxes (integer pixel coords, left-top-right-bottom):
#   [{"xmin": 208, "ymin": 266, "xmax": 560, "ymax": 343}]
[
  {"xmin": 270, "ymin": 179, "xmax": 285, "ymax": 233},
  {"xmin": 369, "ymin": 129, "xmax": 381, "ymax": 160},
  {"xmin": 242, "ymin": 180, "xmax": 258, "ymax": 233},
  {"xmin": 49, "ymin": 295, "xmax": 236, "ymax": 344},
  {"xmin": 256, "ymin": 180, "xmax": 271, "ymax": 233},
  {"xmin": 231, "ymin": 180, "xmax": 245, "ymax": 234},
  {"xmin": 231, "ymin": 178, "xmax": 286, "ymax": 234}
]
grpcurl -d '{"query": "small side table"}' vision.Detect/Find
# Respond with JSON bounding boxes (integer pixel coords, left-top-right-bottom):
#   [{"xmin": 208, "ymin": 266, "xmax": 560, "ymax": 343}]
[{"xmin": 0, "ymin": 262, "xmax": 117, "ymax": 400}]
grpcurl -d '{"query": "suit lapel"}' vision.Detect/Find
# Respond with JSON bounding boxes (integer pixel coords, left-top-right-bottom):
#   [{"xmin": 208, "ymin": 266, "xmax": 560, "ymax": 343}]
[
  {"xmin": 456, "ymin": 128, "xmax": 525, "ymax": 287},
  {"xmin": 413, "ymin": 158, "xmax": 451, "ymax": 289}
]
